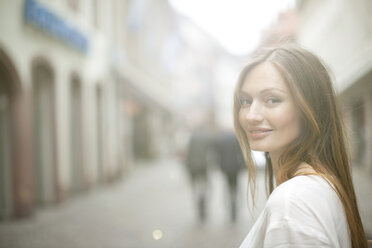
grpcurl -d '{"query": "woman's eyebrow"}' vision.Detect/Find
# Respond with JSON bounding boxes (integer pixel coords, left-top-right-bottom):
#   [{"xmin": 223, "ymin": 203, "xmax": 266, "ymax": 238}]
[
  {"xmin": 239, "ymin": 87, "xmax": 286, "ymax": 96},
  {"xmin": 259, "ymin": 87, "xmax": 286, "ymax": 94},
  {"xmin": 238, "ymin": 91, "xmax": 250, "ymax": 97}
]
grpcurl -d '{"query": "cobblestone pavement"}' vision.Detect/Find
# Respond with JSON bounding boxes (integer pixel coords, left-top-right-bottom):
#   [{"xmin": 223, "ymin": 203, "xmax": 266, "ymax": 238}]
[
  {"xmin": 0, "ymin": 158, "xmax": 371, "ymax": 248},
  {"xmin": 0, "ymin": 158, "xmax": 266, "ymax": 248}
]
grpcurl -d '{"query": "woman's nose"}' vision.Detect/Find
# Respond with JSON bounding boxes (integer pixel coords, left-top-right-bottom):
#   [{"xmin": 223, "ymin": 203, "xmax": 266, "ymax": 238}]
[{"xmin": 245, "ymin": 102, "xmax": 264, "ymax": 123}]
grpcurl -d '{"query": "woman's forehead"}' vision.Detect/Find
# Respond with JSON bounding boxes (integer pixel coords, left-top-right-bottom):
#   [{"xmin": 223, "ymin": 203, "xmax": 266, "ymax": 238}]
[{"xmin": 241, "ymin": 63, "xmax": 289, "ymax": 94}]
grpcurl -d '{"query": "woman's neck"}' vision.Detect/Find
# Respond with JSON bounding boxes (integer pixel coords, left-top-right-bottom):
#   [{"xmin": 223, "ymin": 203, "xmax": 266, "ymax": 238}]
[{"xmin": 269, "ymin": 151, "xmax": 316, "ymax": 185}]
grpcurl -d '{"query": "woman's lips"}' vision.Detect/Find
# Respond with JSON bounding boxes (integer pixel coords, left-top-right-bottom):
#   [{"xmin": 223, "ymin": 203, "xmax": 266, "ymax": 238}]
[{"xmin": 248, "ymin": 128, "xmax": 273, "ymax": 140}]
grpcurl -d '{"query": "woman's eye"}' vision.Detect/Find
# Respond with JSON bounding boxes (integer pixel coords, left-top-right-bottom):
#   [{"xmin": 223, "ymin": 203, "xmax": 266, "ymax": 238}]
[
  {"xmin": 266, "ymin": 98, "xmax": 281, "ymax": 105},
  {"xmin": 240, "ymin": 98, "xmax": 252, "ymax": 106}
]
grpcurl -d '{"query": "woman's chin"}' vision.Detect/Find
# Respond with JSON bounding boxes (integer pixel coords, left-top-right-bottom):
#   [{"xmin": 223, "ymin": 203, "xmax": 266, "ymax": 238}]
[
  {"xmin": 249, "ymin": 142, "xmax": 268, "ymax": 152},
  {"xmin": 249, "ymin": 146, "xmax": 266, "ymax": 152},
  {"xmin": 251, "ymin": 150, "xmax": 265, "ymax": 153}
]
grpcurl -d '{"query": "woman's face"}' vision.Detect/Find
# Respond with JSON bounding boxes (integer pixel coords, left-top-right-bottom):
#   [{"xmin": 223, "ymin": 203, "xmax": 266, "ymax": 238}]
[{"xmin": 238, "ymin": 62, "xmax": 301, "ymax": 155}]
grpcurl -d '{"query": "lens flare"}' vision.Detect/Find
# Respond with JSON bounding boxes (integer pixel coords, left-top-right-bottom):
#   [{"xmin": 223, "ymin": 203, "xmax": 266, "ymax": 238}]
[{"xmin": 152, "ymin": 229, "xmax": 163, "ymax": 240}]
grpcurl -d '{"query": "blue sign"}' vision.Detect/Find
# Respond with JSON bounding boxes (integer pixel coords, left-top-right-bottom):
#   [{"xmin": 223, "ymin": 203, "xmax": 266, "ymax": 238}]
[{"xmin": 24, "ymin": 0, "xmax": 89, "ymax": 53}]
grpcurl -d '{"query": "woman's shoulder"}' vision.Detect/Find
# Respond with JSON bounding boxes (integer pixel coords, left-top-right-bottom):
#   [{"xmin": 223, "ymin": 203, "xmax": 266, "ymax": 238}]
[
  {"xmin": 265, "ymin": 175, "xmax": 342, "ymax": 220},
  {"xmin": 270, "ymin": 175, "xmax": 335, "ymax": 199},
  {"xmin": 259, "ymin": 175, "xmax": 350, "ymax": 247},
  {"xmin": 240, "ymin": 175, "xmax": 350, "ymax": 248}
]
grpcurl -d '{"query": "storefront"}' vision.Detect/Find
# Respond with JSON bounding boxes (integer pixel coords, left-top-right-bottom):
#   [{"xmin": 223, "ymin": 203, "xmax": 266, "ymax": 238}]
[{"xmin": 0, "ymin": 48, "xmax": 33, "ymax": 218}]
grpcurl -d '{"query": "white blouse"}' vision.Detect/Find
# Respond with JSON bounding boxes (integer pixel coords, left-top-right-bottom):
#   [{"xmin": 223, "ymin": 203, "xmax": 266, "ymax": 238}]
[{"xmin": 239, "ymin": 175, "xmax": 351, "ymax": 248}]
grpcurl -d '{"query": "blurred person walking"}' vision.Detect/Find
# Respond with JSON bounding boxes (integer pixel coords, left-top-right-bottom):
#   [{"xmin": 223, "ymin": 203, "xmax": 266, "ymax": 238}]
[
  {"xmin": 185, "ymin": 123, "xmax": 214, "ymax": 222},
  {"xmin": 214, "ymin": 130, "xmax": 245, "ymax": 223},
  {"xmin": 234, "ymin": 44, "xmax": 369, "ymax": 247}
]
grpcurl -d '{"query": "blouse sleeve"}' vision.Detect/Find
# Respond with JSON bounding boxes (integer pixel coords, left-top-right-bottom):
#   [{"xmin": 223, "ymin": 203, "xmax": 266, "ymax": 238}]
[{"xmin": 263, "ymin": 219, "xmax": 331, "ymax": 248}]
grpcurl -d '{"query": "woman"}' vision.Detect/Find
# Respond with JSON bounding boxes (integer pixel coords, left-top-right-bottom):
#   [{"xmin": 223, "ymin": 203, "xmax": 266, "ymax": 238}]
[{"xmin": 234, "ymin": 44, "xmax": 368, "ymax": 247}]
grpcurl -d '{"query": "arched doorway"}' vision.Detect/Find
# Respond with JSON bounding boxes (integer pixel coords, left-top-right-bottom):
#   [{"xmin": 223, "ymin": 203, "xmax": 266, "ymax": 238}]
[
  {"xmin": 0, "ymin": 48, "xmax": 33, "ymax": 219},
  {"xmin": 32, "ymin": 59, "xmax": 57, "ymax": 205},
  {"xmin": 70, "ymin": 75, "xmax": 84, "ymax": 192}
]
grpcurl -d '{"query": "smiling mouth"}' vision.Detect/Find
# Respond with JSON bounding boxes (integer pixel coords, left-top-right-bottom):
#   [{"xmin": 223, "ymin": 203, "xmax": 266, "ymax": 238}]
[
  {"xmin": 250, "ymin": 130, "xmax": 272, "ymax": 134},
  {"xmin": 249, "ymin": 128, "xmax": 273, "ymax": 133},
  {"xmin": 248, "ymin": 129, "xmax": 273, "ymax": 139}
]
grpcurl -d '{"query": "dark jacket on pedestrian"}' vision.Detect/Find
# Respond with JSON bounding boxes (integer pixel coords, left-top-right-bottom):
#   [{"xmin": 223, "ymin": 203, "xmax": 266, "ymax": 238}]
[
  {"xmin": 185, "ymin": 127, "xmax": 213, "ymax": 177},
  {"xmin": 214, "ymin": 131, "xmax": 245, "ymax": 177}
]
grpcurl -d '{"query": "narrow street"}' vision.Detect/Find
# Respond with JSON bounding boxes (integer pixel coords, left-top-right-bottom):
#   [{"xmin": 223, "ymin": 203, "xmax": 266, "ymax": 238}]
[
  {"xmin": 0, "ymin": 157, "xmax": 266, "ymax": 248},
  {"xmin": 0, "ymin": 1, "xmax": 371, "ymax": 248},
  {"xmin": 0, "ymin": 157, "xmax": 371, "ymax": 248}
]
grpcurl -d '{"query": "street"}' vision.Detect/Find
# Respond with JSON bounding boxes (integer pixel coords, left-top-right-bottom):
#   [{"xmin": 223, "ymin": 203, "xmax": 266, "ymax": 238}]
[
  {"xmin": 0, "ymin": 157, "xmax": 371, "ymax": 248},
  {"xmin": 0, "ymin": 157, "xmax": 266, "ymax": 248}
]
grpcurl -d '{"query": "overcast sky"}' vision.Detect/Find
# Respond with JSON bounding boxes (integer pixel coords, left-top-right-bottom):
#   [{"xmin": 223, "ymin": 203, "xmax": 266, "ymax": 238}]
[{"xmin": 169, "ymin": 0, "xmax": 295, "ymax": 56}]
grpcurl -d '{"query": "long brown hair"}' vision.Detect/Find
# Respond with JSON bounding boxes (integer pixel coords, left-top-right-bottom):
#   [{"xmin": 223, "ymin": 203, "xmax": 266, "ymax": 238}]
[{"xmin": 233, "ymin": 44, "xmax": 368, "ymax": 248}]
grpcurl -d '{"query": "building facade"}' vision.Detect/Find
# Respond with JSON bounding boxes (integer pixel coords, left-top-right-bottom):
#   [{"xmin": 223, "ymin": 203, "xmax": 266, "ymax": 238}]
[
  {"xmin": 295, "ymin": 0, "xmax": 372, "ymax": 173},
  {"xmin": 0, "ymin": 0, "xmax": 181, "ymax": 219}
]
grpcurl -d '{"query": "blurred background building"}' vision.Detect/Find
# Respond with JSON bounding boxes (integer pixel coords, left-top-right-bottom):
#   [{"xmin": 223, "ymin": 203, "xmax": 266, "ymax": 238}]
[
  {"xmin": 295, "ymin": 0, "xmax": 372, "ymax": 174},
  {"xmin": 0, "ymin": 0, "xmax": 236, "ymax": 220},
  {"xmin": 0, "ymin": 0, "xmax": 131, "ymax": 218}
]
